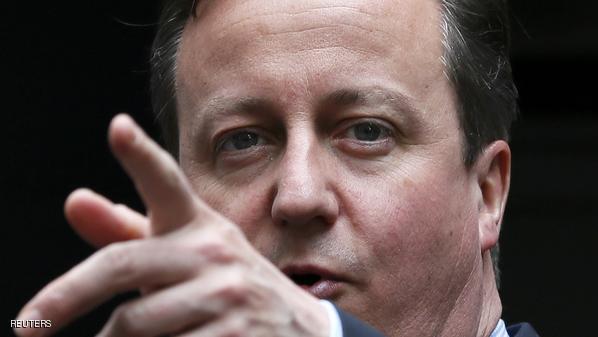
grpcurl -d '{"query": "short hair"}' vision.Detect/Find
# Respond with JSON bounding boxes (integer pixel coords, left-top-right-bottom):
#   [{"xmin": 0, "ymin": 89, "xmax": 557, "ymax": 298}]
[
  {"xmin": 440, "ymin": 0, "xmax": 518, "ymax": 167},
  {"xmin": 149, "ymin": 0, "xmax": 518, "ymax": 286}
]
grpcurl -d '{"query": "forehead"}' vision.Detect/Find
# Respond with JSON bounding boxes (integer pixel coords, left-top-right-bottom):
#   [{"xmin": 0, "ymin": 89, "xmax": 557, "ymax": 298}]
[{"xmin": 176, "ymin": 0, "xmax": 448, "ymax": 117}]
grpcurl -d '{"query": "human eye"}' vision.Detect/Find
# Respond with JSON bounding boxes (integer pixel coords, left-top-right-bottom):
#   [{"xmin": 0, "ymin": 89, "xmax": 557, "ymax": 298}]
[
  {"xmin": 217, "ymin": 130, "xmax": 267, "ymax": 153},
  {"xmin": 334, "ymin": 119, "xmax": 396, "ymax": 156},
  {"xmin": 345, "ymin": 121, "xmax": 393, "ymax": 142}
]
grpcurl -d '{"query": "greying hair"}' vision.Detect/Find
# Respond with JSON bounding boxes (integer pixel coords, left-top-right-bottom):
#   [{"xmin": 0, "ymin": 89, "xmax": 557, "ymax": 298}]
[{"xmin": 149, "ymin": 0, "xmax": 518, "ymax": 286}]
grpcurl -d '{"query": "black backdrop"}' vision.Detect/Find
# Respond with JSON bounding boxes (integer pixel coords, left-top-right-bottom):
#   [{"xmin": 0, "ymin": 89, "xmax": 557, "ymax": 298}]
[{"xmin": 3, "ymin": 1, "xmax": 597, "ymax": 336}]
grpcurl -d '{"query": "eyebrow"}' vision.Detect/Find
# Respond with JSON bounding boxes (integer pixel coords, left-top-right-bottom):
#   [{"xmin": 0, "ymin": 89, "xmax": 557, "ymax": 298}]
[
  {"xmin": 196, "ymin": 86, "xmax": 422, "ymax": 135},
  {"xmin": 322, "ymin": 86, "xmax": 424, "ymax": 132},
  {"xmin": 196, "ymin": 96, "xmax": 276, "ymax": 136},
  {"xmin": 324, "ymin": 87, "xmax": 420, "ymax": 118},
  {"xmin": 201, "ymin": 96, "xmax": 273, "ymax": 117}
]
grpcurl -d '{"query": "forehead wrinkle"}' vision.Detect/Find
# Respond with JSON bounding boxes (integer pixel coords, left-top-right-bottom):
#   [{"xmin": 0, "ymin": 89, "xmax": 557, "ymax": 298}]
[
  {"xmin": 180, "ymin": 0, "xmax": 445, "ymax": 83},
  {"xmin": 192, "ymin": 3, "xmax": 403, "ymax": 63},
  {"xmin": 217, "ymin": 5, "xmax": 396, "ymax": 41},
  {"xmin": 214, "ymin": 2, "xmax": 371, "ymax": 30}
]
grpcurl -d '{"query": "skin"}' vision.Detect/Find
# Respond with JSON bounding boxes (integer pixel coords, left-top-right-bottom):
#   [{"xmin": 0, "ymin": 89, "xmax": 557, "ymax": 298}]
[{"xmin": 16, "ymin": 1, "xmax": 511, "ymax": 337}]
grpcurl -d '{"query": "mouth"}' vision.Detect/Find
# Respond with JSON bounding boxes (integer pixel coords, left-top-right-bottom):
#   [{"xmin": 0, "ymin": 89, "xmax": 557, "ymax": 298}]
[{"xmin": 282, "ymin": 265, "xmax": 344, "ymax": 300}]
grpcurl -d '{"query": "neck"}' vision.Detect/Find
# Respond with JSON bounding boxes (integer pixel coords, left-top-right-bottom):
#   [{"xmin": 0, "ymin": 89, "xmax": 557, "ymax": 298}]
[
  {"xmin": 435, "ymin": 250, "xmax": 502, "ymax": 337},
  {"xmin": 475, "ymin": 251, "xmax": 503, "ymax": 337}
]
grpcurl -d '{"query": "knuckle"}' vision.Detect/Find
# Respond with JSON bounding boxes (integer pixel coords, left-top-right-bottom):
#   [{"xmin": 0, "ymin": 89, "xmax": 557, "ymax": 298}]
[
  {"xmin": 211, "ymin": 317, "xmax": 245, "ymax": 337},
  {"xmin": 216, "ymin": 273, "xmax": 252, "ymax": 305},
  {"xmin": 98, "ymin": 242, "xmax": 138, "ymax": 283},
  {"xmin": 189, "ymin": 235, "xmax": 236, "ymax": 264},
  {"xmin": 110, "ymin": 303, "xmax": 144, "ymax": 336},
  {"xmin": 217, "ymin": 225, "xmax": 245, "ymax": 244}
]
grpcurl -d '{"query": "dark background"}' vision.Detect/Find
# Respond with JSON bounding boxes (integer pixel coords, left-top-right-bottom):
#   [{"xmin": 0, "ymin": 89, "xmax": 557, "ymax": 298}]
[{"xmin": 3, "ymin": 1, "xmax": 597, "ymax": 336}]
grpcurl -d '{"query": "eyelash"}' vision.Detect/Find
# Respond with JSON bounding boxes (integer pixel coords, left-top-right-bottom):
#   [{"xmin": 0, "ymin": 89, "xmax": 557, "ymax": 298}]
[
  {"xmin": 214, "ymin": 128, "xmax": 271, "ymax": 154},
  {"xmin": 339, "ymin": 120, "xmax": 395, "ymax": 142}
]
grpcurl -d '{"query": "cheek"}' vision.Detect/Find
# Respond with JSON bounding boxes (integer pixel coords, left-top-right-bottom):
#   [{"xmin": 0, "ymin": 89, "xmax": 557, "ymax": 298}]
[
  {"xmin": 187, "ymin": 172, "xmax": 278, "ymax": 255},
  {"xmin": 345, "ymin": 164, "xmax": 480, "ymax": 299}
]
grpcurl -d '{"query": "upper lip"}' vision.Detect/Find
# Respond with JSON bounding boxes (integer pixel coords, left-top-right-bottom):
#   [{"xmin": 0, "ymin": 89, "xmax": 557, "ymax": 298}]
[{"xmin": 281, "ymin": 264, "xmax": 345, "ymax": 282}]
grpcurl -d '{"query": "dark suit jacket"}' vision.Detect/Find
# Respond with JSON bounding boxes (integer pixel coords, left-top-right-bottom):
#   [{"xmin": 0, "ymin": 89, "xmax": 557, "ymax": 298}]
[
  {"xmin": 336, "ymin": 307, "xmax": 540, "ymax": 337},
  {"xmin": 336, "ymin": 308, "xmax": 385, "ymax": 337},
  {"xmin": 507, "ymin": 323, "xmax": 540, "ymax": 337}
]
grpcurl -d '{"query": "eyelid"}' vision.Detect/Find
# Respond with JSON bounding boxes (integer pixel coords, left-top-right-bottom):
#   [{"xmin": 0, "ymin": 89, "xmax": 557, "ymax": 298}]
[
  {"xmin": 214, "ymin": 127, "xmax": 272, "ymax": 153},
  {"xmin": 336, "ymin": 118, "xmax": 396, "ymax": 140}
]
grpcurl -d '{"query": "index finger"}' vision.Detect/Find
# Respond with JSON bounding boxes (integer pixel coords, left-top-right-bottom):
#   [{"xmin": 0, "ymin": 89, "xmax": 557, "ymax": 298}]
[{"xmin": 109, "ymin": 114, "xmax": 200, "ymax": 234}]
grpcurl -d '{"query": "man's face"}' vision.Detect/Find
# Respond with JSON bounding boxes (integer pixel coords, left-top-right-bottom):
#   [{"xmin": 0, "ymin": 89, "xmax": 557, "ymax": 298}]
[{"xmin": 176, "ymin": 0, "xmax": 486, "ymax": 336}]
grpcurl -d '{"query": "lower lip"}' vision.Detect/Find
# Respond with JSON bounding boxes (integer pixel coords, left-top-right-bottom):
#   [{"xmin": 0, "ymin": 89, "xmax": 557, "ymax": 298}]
[{"xmin": 301, "ymin": 280, "xmax": 342, "ymax": 299}]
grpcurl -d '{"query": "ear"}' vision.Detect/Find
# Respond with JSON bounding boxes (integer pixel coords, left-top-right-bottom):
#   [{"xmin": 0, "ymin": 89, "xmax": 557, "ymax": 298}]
[{"xmin": 473, "ymin": 140, "xmax": 511, "ymax": 253}]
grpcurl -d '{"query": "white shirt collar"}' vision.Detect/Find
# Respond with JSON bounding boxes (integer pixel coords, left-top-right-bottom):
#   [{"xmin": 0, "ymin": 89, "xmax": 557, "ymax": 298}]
[{"xmin": 490, "ymin": 319, "xmax": 510, "ymax": 337}]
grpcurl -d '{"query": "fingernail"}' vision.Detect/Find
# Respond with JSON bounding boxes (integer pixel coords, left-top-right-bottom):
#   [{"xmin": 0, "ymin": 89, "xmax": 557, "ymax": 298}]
[{"xmin": 14, "ymin": 309, "xmax": 42, "ymax": 337}]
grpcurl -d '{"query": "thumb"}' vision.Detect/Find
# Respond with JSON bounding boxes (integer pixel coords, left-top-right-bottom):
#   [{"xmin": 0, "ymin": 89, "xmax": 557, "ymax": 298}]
[{"xmin": 65, "ymin": 189, "xmax": 150, "ymax": 248}]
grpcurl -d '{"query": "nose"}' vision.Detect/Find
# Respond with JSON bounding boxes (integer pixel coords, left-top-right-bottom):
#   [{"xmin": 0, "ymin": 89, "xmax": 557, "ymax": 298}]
[{"xmin": 271, "ymin": 135, "xmax": 339, "ymax": 229}]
